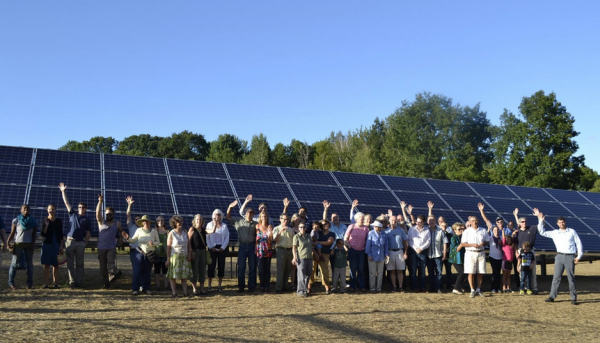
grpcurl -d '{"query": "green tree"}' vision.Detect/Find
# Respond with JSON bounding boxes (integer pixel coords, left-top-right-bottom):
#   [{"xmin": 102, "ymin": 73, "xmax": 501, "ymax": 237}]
[
  {"xmin": 589, "ymin": 179, "xmax": 600, "ymax": 193},
  {"xmin": 489, "ymin": 91, "xmax": 584, "ymax": 189},
  {"xmin": 114, "ymin": 134, "xmax": 163, "ymax": 157},
  {"xmin": 243, "ymin": 133, "xmax": 271, "ymax": 166},
  {"xmin": 59, "ymin": 136, "xmax": 118, "ymax": 154},
  {"xmin": 157, "ymin": 131, "xmax": 210, "ymax": 160},
  {"xmin": 311, "ymin": 139, "xmax": 336, "ymax": 170},
  {"xmin": 290, "ymin": 139, "xmax": 312, "ymax": 169},
  {"xmin": 578, "ymin": 166, "xmax": 599, "ymax": 191},
  {"xmin": 270, "ymin": 143, "xmax": 295, "ymax": 168},
  {"xmin": 206, "ymin": 134, "xmax": 247, "ymax": 163}
]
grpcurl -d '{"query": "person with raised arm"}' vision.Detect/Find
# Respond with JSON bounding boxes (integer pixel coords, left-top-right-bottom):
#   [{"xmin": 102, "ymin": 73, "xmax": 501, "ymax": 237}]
[
  {"xmin": 349, "ymin": 199, "xmax": 359, "ymax": 223},
  {"xmin": 238, "ymin": 194, "xmax": 276, "ymax": 226},
  {"xmin": 122, "ymin": 214, "xmax": 160, "ymax": 295},
  {"xmin": 7, "ymin": 204, "xmax": 37, "ymax": 290},
  {"xmin": 40, "ymin": 204, "xmax": 64, "ymax": 289},
  {"xmin": 533, "ymin": 208, "xmax": 583, "ymax": 305},
  {"xmin": 407, "ymin": 210, "xmax": 431, "ymax": 293},
  {"xmin": 512, "ymin": 207, "xmax": 539, "ymax": 294},
  {"xmin": 227, "ymin": 199, "xmax": 259, "ymax": 293},
  {"xmin": 59, "ymin": 182, "xmax": 91, "ymax": 288},
  {"xmin": 425, "ymin": 201, "xmax": 448, "ymax": 293},
  {"xmin": 125, "ymin": 196, "xmax": 142, "ymax": 275},
  {"xmin": 478, "ymin": 203, "xmax": 502, "ymax": 293},
  {"xmin": 344, "ymin": 211, "xmax": 370, "ymax": 292},
  {"xmin": 459, "ymin": 210, "xmax": 490, "ymax": 298},
  {"xmin": 95, "ymin": 194, "xmax": 124, "ymax": 289},
  {"xmin": 273, "ymin": 213, "xmax": 295, "ymax": 293},
  {"xmin": 256, "ymin": 212, "xmax": 274, "ymax": 292},
  {"xmin": 206, "ymin": 208, "xmax": 229, "ymax": 293}
]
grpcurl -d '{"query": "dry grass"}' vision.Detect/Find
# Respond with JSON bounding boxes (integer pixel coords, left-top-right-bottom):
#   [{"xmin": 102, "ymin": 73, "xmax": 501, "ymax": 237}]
[{"xmin": 1, "ymin": 251, "xmax": 599, "ymax": 343}]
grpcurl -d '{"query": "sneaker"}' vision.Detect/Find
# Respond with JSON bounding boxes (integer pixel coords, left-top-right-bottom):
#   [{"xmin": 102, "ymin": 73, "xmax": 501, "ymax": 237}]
[
  {"xmin": 526, "ymin": 289, "xmax": 533, "ymax": 295},
  {"xmin": 132, "ymin": 291, "xmax": 139, "ymax": 296},
  {"xmin": 571, "ymin": 300, "xmax": 578, "ymax": 305},
  {"xmin": 145, "ymin": 290, "xmax": 152, "ymax": 295},
  {"xmin": 470, "ymin": 291, "xmax": 476, "ymax": 298},
  {"xmin": 437, "ymin": 290, "xmax": 443, "ymax": 294},
  {"xmin": 109, "ymin": 271, "xmax": 122, "ymax": 283},
  {"xmin": 545, "ymin": 297, "xmax": 554, "ymax": 302},
  {"xmin": 519, "ymin": 290, "xmax": 525, "ymax": 295},
  {"xmin": 103, "ymin": 283, "xmax": 111, "ymax": 290},
  {"xmin": 452, "ymin": 289, "xmax": 463, "ymax": 295},
  {"xmin": 477, "ymin": 291, "xmax": 485, "ymax": 297},
  {"xmin": 533, "ymin": 290, "xmax": 539, "ymax": 295},
  {"xmin": 491, "ymin": 289, "xmax": 497, "ymax": 294}
]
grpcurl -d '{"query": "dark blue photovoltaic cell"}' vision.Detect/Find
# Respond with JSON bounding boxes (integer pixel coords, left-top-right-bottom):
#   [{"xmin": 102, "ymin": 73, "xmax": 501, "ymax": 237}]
[
  {"xmin": 174, "ymin": 195, "xmax": 235, "ymax": 216},
  {"xmin": 290, "ymin": 184, "xmax": 348, "ymax": 203},
  {"xmin": 435, "ymin": 209, "xmax": 464, "ymax": 225},
  {"xmin": 171, "ymin": 176, "xmax": 234, "ymax": 197},
  {"xmin": 543, "ymin": 216, "xmax": 596, "ymax": 235},
  {"xmin": 578, "ymin": 219, "xmax": 600, "ymax": 234},
  {"xmin": 561, "ymin": 203, "xmax": 600, "ymax": 219},
  {"xmin": 232, "ymin": 180, "xmax": 292, "ymax": 200},
  {"xmin": 442, "ymin": 195, "xmax": 484, "ymax": 212},
  {"xmin": 0, "ymin": 165, "xmax": 30, "ymax": 185},
  {"xmin": 104, "ymin": 191, "xmax": 174, "ymax": 214},
  {"xmin": 104, "ymin": 154, "xmax": 166, "ymax": 174},
  {"xmin": 508, "ymin": 185, "xmax": 554, "ymax": 202},
  {"xmin": 395, "ymin": 192, "xmax": 446, "ymax": 210},
  {"xmin": 32, "ymin": 167, "xmax": 101, "ymax": 189},
  {"xmin": 545, "ymin": 188, "xmax": 591, "ymax": 204},
  {"xmin": 577, "ymin": 234, "xmax": 600, "ymax": 253},
  {"xmin": 357, "ymin": 205, "xmax": 401, "ymax": 220},
  {"xmin": 298, "ymin": 201, "xmax": 351, "ymax": 224},
  {"xmin": 166, "ymin": 159, "xmax": 227, "ymax": 179},
  {"xmin": 281, "ymin": 168, "xmax": 336, "ymax": 186},
  {"xmin": 381, "ymin": 175, "xmax": 432, "ymax": 193},
  {"xmin": 0, "ymin": 146, "xmax": 33, "ymax": 165},
  {"xmin": 523, "ymin": 201, "xmax": 570, "ymax": 217},
  {"xmin": 427, "ymin": 179, "xmax": 476, "ymax": 196},
  {"xmin": 35, "ymin": 149, "xmax": 100, "ymax": 170},
  {"xmin": 28, "ymin": 186, "xmax": 98, "ymax": 210},
  {"xmin": 579, "ymin": 191, "xmax": 600, "ymax": 206},
  {"xmin": 483, "ymin": 198, "xmax": 528, "ymax": 214},
  {"xmin": 469, "ymin": 182, "xmax": 516, "ymax": 199},
  {"xmin": 343, "ymin": 188, "xmax": 397, "ymax": 206},
  {"xmin": 0, "ymin": 207, "xmax": 21, "ymax": 231},
  {"xmin": 226, "ymin": 164, "xmax": 284, "ymax": 182},
  {"xmin": 104, "ymin": 171, "xmax": 170, "ymax": 193},
  {"xmin": 332, "ymin": 172, "xmax": 386, "ymax": 189},
  {"xmin": 0, "ymin": 185, "xmax": 27, "ymax": 206},
  {"xmin": 535, "ymin": 236, "xmax": 557, "ymax": 251}
]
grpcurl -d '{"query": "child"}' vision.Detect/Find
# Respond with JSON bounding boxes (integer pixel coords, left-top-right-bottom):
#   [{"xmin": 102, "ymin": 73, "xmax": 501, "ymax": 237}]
[
  {"xmin": 330, "ymin": 239, "xmax": 348, "ymax": 293},
  {"xmin": 500, "ymin": 228, "xmax": 515, "ymax": 293},
  {"xmin": 517, "ymin": 241, "xmax": 535, "ymax": 295},
  {"xmin": 310, "ymin": 221, "xmax": 324, "ymax": 261}
]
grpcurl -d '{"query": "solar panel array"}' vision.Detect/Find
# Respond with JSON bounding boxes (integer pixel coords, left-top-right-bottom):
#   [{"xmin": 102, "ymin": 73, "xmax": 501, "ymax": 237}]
[{"xmin": 1, "ymin": 145, "xmax": 600, "ymax": 253}]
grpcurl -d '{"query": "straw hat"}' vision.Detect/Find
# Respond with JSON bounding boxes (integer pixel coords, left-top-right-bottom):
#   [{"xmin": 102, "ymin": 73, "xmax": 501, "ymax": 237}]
[{"xmin": 136, "ymin": 215, "xmax": 155, "ymax": 227}]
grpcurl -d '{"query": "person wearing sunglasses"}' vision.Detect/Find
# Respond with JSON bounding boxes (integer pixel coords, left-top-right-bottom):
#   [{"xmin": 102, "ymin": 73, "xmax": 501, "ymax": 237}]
[{"xmin": 512, "ymin": 208, "xmax": 539, "ymax": 295}]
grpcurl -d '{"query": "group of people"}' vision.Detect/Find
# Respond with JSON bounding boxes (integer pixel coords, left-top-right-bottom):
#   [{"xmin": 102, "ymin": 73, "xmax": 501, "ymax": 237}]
[{"xmin": 1, "ymin": 185, "xmax": 584, "ymax": 304}]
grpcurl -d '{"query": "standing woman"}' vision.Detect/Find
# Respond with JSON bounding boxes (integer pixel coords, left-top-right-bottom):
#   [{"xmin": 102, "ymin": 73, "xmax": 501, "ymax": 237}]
[
  {"xmin": 122, "ymin": 215, "xmax": 159, "ymax": 295},
  {"xmin": 153, "ymin": 216, "xmax": 169, "ymax": 291},
  {"xmin": 449, "ymin": 222, "xmax": 467, "ymax": 294},
  {"xmin": 166, "ymin": 215, "xmax": 193, "ymax": 297},
  {"xmin": 40, "ymin": 204, "xmax": 64, "ymax": 289},
  {"xmin": 7, "ymin": 204, "xmax": 37, "ymax": 289},
  {"xmin": 344, "ymin": 212, "xmax": 369, "ymax": 292},
  {"xmin": 189, "ymin": 214, "xmax": 208, "ymax": 295},
  {"xmin": 256, "ymin": 212, "xmax": 274, "ymax": 292},
  {"xmin": 206, "ymin": 209, "xmax": 229, "ymax": 293}
]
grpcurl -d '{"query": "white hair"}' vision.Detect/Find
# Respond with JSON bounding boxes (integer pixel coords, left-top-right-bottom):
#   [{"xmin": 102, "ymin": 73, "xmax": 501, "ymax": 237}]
[
  {"xmin": 354, "ymin": 211, "xmax": 365, "ymax": 222},
  {"xmin": 212, "ymin": 209, "xmax": 223, "ymax": 217}
]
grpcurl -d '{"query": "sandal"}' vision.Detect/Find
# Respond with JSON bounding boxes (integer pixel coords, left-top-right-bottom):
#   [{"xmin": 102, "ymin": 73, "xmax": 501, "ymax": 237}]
[{"xmin": 217, "ymin": 287, "xmax": 223, "ymax": 293}]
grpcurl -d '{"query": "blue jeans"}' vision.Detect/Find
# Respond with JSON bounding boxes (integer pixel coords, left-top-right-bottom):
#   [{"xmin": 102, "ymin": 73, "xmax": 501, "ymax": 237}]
[
  {"xmin": 9, "ymin": 245, "xmax": 34, "ymax": 287},
  {"xmin": 348, "ymin": 248, "xmax": 366, "ymax": 289},
  {"xmin": 426, "ymin": 257, "xmax": 443, "ymax": 291},
  {"xmin": 520, "ymin": 268, "xmax": 532, "ymax": 291},
  {"xmin": 409, "ymin": 249, "xmax": 427, "ymax": 290},
  {"xmin": 132, "ymin": 250, "xmax": 152, "ymax": 292},
  {"xmin": 237, "ymin": 243, "xmax": 257, "ymax": 290}
]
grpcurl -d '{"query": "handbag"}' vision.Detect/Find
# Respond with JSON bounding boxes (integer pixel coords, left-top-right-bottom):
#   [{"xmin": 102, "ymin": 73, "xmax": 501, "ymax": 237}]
[
  {"xmin": 199, "ymin": 229, "xmax": 212, "ymax": 265},
  {"xmin": 139, "ymin": 247, "xmax": 158, "ymax": 264}
]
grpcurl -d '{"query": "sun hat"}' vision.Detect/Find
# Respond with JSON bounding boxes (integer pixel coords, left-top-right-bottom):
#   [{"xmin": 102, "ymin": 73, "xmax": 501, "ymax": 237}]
[{"xmin": 136, "ymin": 215, "xmax": 155, "ymax": 227}]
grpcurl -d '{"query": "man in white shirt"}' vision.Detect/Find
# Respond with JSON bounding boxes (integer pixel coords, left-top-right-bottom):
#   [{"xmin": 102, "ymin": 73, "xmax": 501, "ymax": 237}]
[
  {"xmin": 407, "ymin": 215, "xmax": 431, "ymax": 292},
  {"xmin": 534, "ymin": 208, "xmax": 583, "ymax": 305},
  {"xmin": 459, "ymin": 215, "xmax": 489, "ymax": 298}
]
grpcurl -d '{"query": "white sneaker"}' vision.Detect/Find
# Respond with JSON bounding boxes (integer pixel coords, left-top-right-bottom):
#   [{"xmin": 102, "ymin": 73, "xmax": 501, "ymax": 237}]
[
  {"xmin": 145, "ymin": 290, "xmax": 153, "ymax": 295},
  {"xmin": 470, "ymin": 291, "xmax": 476, "ymax": 298},
  {"xmin": 452, "ymin": 289, "xmax": 463, "ymax": 295},
  {"xmin": 132, "ymin": 291, "xmax": 138, "ymax": 296}
]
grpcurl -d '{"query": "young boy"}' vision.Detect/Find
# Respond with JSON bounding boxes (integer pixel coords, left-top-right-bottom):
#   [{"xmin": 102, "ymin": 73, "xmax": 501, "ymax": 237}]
[
  {"xmin": 330, "ymin": 239, "xmax": 348, "ymax": 293},
  {"xmin": 310, "ymin": 221, "xmax": 324, "ymax": 261},
  {"xmin": 517, "ymin": 241, "xmax": 535, "ymax": 295}
]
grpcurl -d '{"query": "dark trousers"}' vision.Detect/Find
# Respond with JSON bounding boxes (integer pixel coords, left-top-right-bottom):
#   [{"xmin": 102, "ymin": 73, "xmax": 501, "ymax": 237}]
[
  {"xmin": 409, "ymin": 249, "xmax": 427, "ymax": 290},
  {"xmin": 348, "ymin": 248, "xmax": 366, "ymax": 289},
  {"xmin": 132, "ymin": 250, "xmax": 152, "ymax": 292},
  {"xmin": 512, "ymin": 258, "xmax": 520, "ymax": 289},
  {"xmin": 426, "ymin": 257, "xmax": 443, "ymax": 291},
  {"xmin": 453, "ymin": 263, "xmax": 466, "ymax": 291},
  {"xmin": 490, "ymin": 257, "xmax": 503, "ymax": 291},
  {"xmin": 520, "ymin": 268, "xmax": 532, "ymax": 290},
  {"xmin": 442, "ymin": 259, "xmax": 453, "ymax": 288},
  {"xmin": 258, "ymin": 257, "xmax": 272, "ymax": 289},
  {"xmin": 237, "ymin": 243, "xmax": 257, "ymax": 290},
  {"xmin": 208, "ymin": 246, "xmax": 226, "ymax": 278}
]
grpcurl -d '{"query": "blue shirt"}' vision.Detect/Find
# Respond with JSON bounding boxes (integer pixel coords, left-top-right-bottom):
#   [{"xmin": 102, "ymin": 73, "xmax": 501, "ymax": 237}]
[
  {"xmin": 538, "ymin": 223, "xmax": 583, "ymax": 260},
  {"xmin": 330, "ymin": 222, "xmax": 347, "ymax": 242},
  {"xmin": 67, "ymin": 209, "xmax": 91, "ymax": 241},
  {"xmin": 386, "ymin": 227, "xmax": 408, "ymax": 250},
  {"xmin": 365, "ymin": 230, "xmax": 388, "ymax": 262}
]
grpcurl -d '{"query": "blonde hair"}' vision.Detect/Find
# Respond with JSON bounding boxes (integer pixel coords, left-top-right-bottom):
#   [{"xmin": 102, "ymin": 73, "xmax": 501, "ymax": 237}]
[{"xmin": 193, "ymin": 214, "xmax": 204, "ymax": 229}]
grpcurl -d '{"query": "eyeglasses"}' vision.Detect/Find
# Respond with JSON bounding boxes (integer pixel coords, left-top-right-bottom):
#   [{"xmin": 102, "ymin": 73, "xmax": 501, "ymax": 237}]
[
  {"xmin": 298, "ymin": 225, "xmax": 306, "ymax": 228},
  {"xmin": 248, "ymin": 211, "xmax": 255, "ymax": 214},
  {"xmin": 520, "ymin": 221, "xmax": 526, "ymax": 223},
  {"xmin": 457, "ymin": 228, "xmax": 464, "ymax": 231},
  {"xmin": 78, "ymin": 206, "xmax": 86, "ymax": 209},
  {"xmin": 496, "ymin": 220, "xmax": 503, "ymax": 222}
]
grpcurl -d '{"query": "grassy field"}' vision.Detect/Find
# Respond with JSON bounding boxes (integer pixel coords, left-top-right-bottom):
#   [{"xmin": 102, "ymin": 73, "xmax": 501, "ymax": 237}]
[{"xmin": 1, "ymin": 251, "xmax": 599, "ymax": 343}]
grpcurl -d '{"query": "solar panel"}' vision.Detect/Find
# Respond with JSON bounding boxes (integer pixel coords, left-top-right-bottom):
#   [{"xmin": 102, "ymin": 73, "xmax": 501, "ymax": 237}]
[
  {"xmin": 333, "ymin": 171, "xmax": 386, "ymax": 189},
  {"xmin": 436, "ymin": 209, "xmax": 466, "ymax": 224},
  {"xmin": 427, "ymin": 179, "xmax": 477, "ymax": 196},
  {"xmin": 104, "ymin": 171, "xmax": 170, "ymax": 193},
  {"xmin": 35, "ymin": 149, "xmax": 100, "ymax": 170},
  {"xmin": 343, "ymin": 188, "xmax": 397, "ymax": 206},
  {"xmin": 578, "ymin": 219, "xmax": 600, "ymax": 234},
  {"xmin": 0, "ymin": 207, "xmax": 20, "ymax": 229},
  {"xmin": 297, "ymin": 201, "xmax": 351, "ymax": 223},
  {"xmin": 281, "ymin": 167, "xmax": 336, "ymax": 186},
  {"xmin": 0, "ymin": 146, "xmax": 33, "ymax": 165},
  {"xmin": 441, "ymin": 195, "xmax": 483, "ymax": 212},
  {"xmin": 0, "ymin": 165, "xmax": 30, "ymax": 185},
  {"xmin": 508, "ymin": 185, "xmax": 555, "ymax": 202},
  {"xmin": 578, "ymin": 191, "xmax": 600, "ymax": 206},
  {"xmin": 483, "ymin": 198, "xmax": 528, "ymax": 214},
  {"xmin": 561, "ymin": 203, "xmax": 600, "ymax": 219},
  {"xmin": 174, "ymin": 195, "xmax": 235, "ymax": 216},
  {"xmin": 469, "ymin": 182, "xmax": 516, "ymax": 199},
  {"xmin": 32, "ymin": 167, "xmax": 101, "ymax": 189},
  {"xmin": 170, "ymin": 176, "xmax": 234, "ymax": 197},
  {"xmin": 226, "ymin": 163, "xmax": 284, "ymax": 182},
  {"xmin": 522, "ymin": 201, "xmax": 570, "ymax": 218},
  {"xmin": 395, "ymin": 191, "xmax": 446, "ymax": 210},
  {"xmin": 104, "ymin": 154, "xmax": 166, "ymax": 174},
  {"xmin": 290, "ymin": 184, "xmax": 348, "ymax": 203},
  {"xmin": 0, "ymin": 185, "xmax": 27, "ymax": 206},
  {"xmin": 381, "ymin": 175, "xmax": 432, "ymax": 193},
  {"xmin": 166, "ymin": 159, "xmax": 227, "ymax": 179},
  {"xmin": 231, "ymin": 180, "xmax": 292, "ymax": 200},
  {"xmin": 542, "ymin": 216, "xmax": 596, "ymax": 235},
  {"xmin": 104, "ymin": 190, "xmax": 174, "ymax": 214},
  {"xmin": 545, "ymin": 188, "xmax": 591, "ymax": 204},
  {"xmin": 28, "ymin": 186, "xmax": 99, "ymax": 209}
]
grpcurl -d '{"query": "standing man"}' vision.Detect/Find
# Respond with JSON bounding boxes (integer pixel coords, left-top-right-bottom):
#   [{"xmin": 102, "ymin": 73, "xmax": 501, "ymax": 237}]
[
  {"xmin": 386, "ymin": 214, "xmax": 408, "ymax": 292},
  {"xmin": 7, "ymin": 204, "xmax": 37, "ymax": 289},
  {"xmin": 238, "ymin": 194, "xmax": 277, "ymax": 226},
  {"xmin": 407, "ymin": 214, "xmax": 431, "ymax": 292},
  {"xmin": 513, "ymin": 208, "xmax": 539, "ymax": 294},
  {"xmin": 227, "ymin": 199, "xmax": 258, "ymax": 292},
  {"xmin": 323, "ymin": 200, "xmax": 347, "ymax": 273},
  {"xmin": 534, "ymin": 209, "xmax": 583, "ymax": 305},
  {"xmin": 95, "ymin": 194, "xmax": 124, "ymax": 289},
  {"xmin": 59, "ymin": 183, "xmax": 91, "ymax": 288},
  {"xmin": 292, "ymin": 222, "xmax": 313, "ymax": 297},
  {"xmin": 125, "ymin": 196, "xmax": 141, "ymax": 274},
  {"xmin": 459, "ymin": 214, "xmax": 490, "ymax": 298},
  {"xmin": 426, "ymin": 203, "xmax": 448, "ymax": 293},
  {"xmin": 273, "ymin": 213, "xmax": 294, "ymax": 293}
]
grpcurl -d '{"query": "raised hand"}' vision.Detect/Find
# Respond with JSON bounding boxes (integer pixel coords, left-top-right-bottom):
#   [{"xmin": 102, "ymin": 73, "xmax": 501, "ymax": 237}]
[
  {"xmin": 283, "ymin": 198, "xmax": 290, "ymax": 207},
  {"xmin": 98, "ymin": 194, "xmax": 103, "ymax": 202},
  {"xmin": 126, "ymin": 196, "xmax": 134, "ymax": 205},
  {"xmin": 322, "ymin": 200, "xmax": 330, "ymax": 209},
  {"xmin": 229, "ymin": 200, "xmax": 239, "ymax": 208},
  {"xmin": 478, "ymin": 202, "xmax": 484, "ymax": 211},
  {"xmin": 513, "ymin": 208, "xmax": 519, "ymax": 216},
  {"xmin": 427, "ymin": 201, "xmax": 434, "ymax": 209},
  {"xmin": 352, "ymin": 199, "xmax": 359, "ymax": 208},
  {"xmin": 407, "ymin": 205, "xmax": 413, "ymax": 214},
  {"xmin": 388, "ymin": 209, "xmax": 393, "ymax": 218},
  {"xmin": 245, "ymin": 194, "xmax": 253, "ymax": 203},
  {"xmin": 59, "ymin": 183, "xmax": 67, "ymax": 192},
  {"xmin": 400, "ymin": 201, "xmax": 406, "ymax": 209}
]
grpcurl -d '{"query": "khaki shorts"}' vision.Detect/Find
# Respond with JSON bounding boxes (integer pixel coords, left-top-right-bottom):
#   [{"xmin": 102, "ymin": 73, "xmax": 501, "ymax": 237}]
[
  {"xmin": 386, "ymin": 249, "xmax": 406, "ymax": 270},
  {"xmin": 464, "ymin": 251, "xmax": 486, "ymax": 274}
]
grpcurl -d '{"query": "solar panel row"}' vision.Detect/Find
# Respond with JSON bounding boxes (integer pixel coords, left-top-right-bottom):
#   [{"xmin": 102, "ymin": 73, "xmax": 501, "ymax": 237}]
[{"xmin": 2, "ymin": 145, "xmax": 600, "ymax": 252}]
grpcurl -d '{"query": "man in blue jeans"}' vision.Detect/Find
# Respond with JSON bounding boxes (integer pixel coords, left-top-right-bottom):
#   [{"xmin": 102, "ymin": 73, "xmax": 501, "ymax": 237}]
[
  {"xmin": 408, "ymin": 215, "xmax": 431, "ymax": 292},
  {"xmin": 227, "ymin": 199, "xmax": 258, "ymax": 292}
]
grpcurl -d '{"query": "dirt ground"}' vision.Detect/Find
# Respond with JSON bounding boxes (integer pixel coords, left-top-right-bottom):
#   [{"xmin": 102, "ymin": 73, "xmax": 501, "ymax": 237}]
[{"xmin": 1, "ymin": 251, "xmax": 599, "ymax": 343}]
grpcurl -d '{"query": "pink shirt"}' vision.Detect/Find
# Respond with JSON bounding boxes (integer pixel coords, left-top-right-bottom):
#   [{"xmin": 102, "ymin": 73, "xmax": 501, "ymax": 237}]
[
  {"xmin": 501, "ymin": 237, "xmax": 514, "ymax": 262},
  {"xmin": 344, "ymin": 224, "xmax": 369, "ymax": 251}
]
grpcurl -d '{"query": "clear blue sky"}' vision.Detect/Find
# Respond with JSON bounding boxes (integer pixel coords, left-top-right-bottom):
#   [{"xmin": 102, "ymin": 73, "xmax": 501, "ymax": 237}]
[{"xmin": 1, "ymin": 1, "xmax": 599, "ymax": 171}]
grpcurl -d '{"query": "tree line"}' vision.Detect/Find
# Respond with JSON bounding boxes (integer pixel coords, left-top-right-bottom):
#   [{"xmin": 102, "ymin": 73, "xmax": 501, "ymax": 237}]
[{"xmin": 59, "ymin": 90, "xmax": 600, "ymax": 192}]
